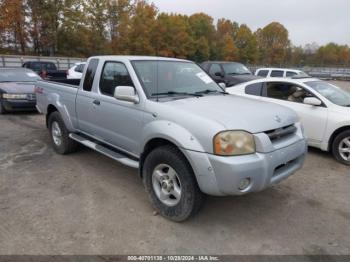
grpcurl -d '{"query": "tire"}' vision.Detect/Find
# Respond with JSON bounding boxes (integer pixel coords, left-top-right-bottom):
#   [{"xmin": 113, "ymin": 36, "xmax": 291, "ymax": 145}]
[
  {"xmin": 143, "ymin": 145, "xmax": 204, "ymax": 222},
  {"xmin": 48, "ymin": 111, "xmax": 78, "ymax": 154},
  {"xmin": 0, "ymin": 100, "xmax": 6, "ymax": 114},
  {"xmin": 332, "ymin": 130, "xmax": 350, "ymax": 165}
]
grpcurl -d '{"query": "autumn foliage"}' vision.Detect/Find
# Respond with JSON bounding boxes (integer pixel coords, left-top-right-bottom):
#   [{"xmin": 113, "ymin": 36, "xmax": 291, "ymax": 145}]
[{"xmin": 0, "ymin": 0, "xmax": 349, "ymax": 66}]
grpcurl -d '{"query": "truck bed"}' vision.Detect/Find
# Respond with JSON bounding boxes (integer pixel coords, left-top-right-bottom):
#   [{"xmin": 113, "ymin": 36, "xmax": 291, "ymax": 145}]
[{"xmin": 35, "ymin": 80, "xmax": 79, "ymax": 126}]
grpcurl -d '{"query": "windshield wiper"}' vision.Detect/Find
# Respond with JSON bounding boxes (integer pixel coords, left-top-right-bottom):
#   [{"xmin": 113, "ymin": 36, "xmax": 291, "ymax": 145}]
[
  {"xmin": 228, "ymin": 72, "xmax": 251, "ymax": 75},
  {"xmin": 195, "ymin": 89, "xmax": 228, "ymax": 95},
  {"xmin": 152, "ymin": 91, "xmax": 203, "ymax": 97}
]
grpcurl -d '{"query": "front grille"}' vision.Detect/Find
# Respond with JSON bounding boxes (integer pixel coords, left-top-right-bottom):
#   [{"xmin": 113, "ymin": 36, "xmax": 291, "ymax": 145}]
[
  {"xmin": 27, "ymin": 93, "xmax": 36, "ymax": 101},
  {"xmin": 265, "ymin": 124, "xmax": 297, "ymax": 142}
]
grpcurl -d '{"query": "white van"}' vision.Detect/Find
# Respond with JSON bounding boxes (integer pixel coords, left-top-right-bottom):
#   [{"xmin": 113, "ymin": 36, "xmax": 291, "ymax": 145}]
[{"xmin": 255, "ymin": 68, "xmax": 308, "ymax": 78}]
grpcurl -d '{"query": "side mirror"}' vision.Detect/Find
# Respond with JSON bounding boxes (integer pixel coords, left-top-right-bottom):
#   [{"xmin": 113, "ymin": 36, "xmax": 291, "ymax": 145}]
[
  {"xmin": 303, "ymin": 97, "xmax": 321, "ymax": 106},
  {"xmin": 114, "ymin": 86, "xmax": 139, "ymax": 104},
  {"xmin": 219, "ymin": 82, "xmax": 226, "ymax": 89},
  {"xmin": 215, "ymin": 72, "xmax": 224, "ymax": 77}
]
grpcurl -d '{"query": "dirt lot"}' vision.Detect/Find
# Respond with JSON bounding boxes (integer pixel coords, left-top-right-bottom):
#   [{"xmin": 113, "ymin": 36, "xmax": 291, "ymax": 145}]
[{"xmin": 0, "ymin": 81, "xmax": 350, "ymax": 255}]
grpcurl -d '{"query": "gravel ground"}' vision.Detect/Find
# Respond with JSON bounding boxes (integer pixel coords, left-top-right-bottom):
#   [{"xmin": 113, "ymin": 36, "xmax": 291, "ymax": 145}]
[{"xmin": 0, "ymin": 81, "xmax": 349, "ymax": 255}]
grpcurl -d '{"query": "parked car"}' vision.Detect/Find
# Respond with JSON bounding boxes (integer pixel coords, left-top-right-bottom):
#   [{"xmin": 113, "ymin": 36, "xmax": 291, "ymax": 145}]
[
  {"xmin": 201, "ymin": 61, "xmax": 260, "ymax": 87},
  {"xmin": 0, "ymin": 68, "xmax": 41, "ymax": 113},
  {"xmin": 22, "ymin": 61, "xmax": 67, "ymax": 81},
  {"xmin": 36, "ymin": 56, "xmax": 307, "ymax": 221},
  {"xmin": 255, "ymin": 68, "xmax": 309, "ymax": 78},
  {"xmin": 67, "ymin": 62, "xmax": 86, "ymax": 79},
  {"xmin": 226, "ymin": 77, "xmax": 350, "ymax": 165}
]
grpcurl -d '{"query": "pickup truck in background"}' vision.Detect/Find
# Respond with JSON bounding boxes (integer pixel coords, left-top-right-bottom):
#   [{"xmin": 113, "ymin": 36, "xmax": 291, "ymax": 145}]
[
  {"xmin": 23, "ymin": 61, "xmax": 67, "ymax": 81},
  {"xmin": 36, "ymin": 56, "xmax": 307, "ymax": 221}
]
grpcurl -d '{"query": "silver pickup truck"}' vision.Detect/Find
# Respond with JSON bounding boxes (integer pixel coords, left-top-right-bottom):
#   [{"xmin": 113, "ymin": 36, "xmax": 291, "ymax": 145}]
[{"xmin": 36, "ymin": 56, "xmax": 307, "ymax": 221}]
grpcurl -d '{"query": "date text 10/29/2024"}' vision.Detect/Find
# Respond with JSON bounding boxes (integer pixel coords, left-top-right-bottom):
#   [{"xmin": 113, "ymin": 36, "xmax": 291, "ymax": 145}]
[{"xmin": 127, "ymin": 255, "xmax": 220, "ymax": 261}]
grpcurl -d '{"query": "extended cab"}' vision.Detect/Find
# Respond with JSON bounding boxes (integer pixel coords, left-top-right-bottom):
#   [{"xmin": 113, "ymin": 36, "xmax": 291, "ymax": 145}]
[{"xmin": 36, "ymin": 56, "xmax": 307, "ymax": 221}]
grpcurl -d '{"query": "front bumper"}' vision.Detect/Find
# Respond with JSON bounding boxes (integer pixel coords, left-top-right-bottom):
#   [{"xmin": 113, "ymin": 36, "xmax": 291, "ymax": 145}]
[
  {"xmin": 184, "ymin": 138, "xmax": 307, "ymax": 196},
  {"xmin": 2, "ymin": 99, "xmax": 37, "ymax": 112}
]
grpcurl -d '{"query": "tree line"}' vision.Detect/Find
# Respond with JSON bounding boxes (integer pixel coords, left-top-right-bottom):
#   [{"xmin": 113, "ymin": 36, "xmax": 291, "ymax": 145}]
[{"xmin": 1, "ymin": 0, "xmax": 350, "ymax": 66}]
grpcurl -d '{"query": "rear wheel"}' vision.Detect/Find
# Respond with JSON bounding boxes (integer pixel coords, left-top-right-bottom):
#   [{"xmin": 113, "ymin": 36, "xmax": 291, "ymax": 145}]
[
  {"xmin": 332, "ymin": 130, "xmax": 350, "ymax": 165},
  {"xmin": 48, "ymin": 111, "xmax": 78, "ymax": 154},
  {"xmin": 143, "ymin": 145, "xmax": 204, "ymax": 222}
]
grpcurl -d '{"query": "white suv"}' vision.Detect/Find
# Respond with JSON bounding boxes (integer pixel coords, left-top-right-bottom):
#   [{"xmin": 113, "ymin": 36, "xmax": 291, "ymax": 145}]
[{"xmin": 255, "ymin": 68, "xmax": 308, "ymax": 78}]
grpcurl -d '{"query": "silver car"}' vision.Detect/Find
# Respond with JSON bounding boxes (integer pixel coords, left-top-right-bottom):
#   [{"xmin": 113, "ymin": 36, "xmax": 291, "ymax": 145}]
[{"xmin": 36, "ymin": 56, "xmax": 307, "ymax": 221}]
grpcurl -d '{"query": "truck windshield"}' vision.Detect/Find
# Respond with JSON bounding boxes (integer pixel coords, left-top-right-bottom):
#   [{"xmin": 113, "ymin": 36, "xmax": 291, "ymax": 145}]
[
  {"xmin": 222, "ymin": 63, "xmax": 251, "ymax": 75},
  {"xmin": 132, "ymin": 61, "xmax": 224, "ymax": 98},
  {"xmin": 306, "ymin": 81, "xmax": 350, "ymax": 107}
]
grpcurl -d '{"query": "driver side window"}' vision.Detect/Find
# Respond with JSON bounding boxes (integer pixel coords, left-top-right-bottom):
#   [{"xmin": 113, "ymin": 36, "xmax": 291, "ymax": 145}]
[
  {"xmin": 99, "ymin": 62, "xmax": 134, "ymax": 97},
  {"xmin": 265, "ymin": 82, "xmax": 313, "ymax": 103}
]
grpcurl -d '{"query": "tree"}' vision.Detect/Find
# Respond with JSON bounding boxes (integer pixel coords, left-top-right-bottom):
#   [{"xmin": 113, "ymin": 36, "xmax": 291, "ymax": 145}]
[
  {"xmin": 222, "ymin": 34, "xmax": 239, "ymax": 61},
  {"xmin": 235, "ymin": 24, "xmax": 257, "ymax": 64},
  {"xmin": 127, "ymin": 0, "xmax": 157, "ymax": 55},
  {"xmin": 256, "ymin": 22, "xmax": 290, "ymax": 65},
  {"xmin": 0, "ymin": 0, "xmax": 28, "ymax": 54},
  {"xmin": 83, "ymin": 0, "xmax": 109, "ymax": 55},
  {"xmin": 315, "ymin": 43, "xmax": 350, "ymax": 66},
  {"xmin": 152, "ymin": 13, "xmax": 193, "ymax": 58},
  {"xmin": 107, "ymin": 0, "xmax": 133, "ymax": 54},
  {"xmin": 188, "ymin": 13, "xmax": 215, "ymax": 60}
]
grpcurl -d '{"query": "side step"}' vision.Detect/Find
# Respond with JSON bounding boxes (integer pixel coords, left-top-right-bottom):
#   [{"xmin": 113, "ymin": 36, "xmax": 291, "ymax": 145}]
[{"xmin": 69, "ymin": 133, "xmax": 139, "ymax": 169}]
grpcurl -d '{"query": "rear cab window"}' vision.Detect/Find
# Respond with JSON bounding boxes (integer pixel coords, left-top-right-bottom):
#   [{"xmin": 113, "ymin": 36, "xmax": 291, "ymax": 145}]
[
  {"xmin": 43, "ymin": 63, "xmax": 57, "ymax": 71},
  {"xmin": 270, "ymin": 70, "xmax": 284, "ymax": 77},
  {"xmin": 257, "ymin": 70, "xmax": 269, "ymax": 77},
  {"xmin": 286, "ymin": 71, "xmax": 297, "ymax": 77},
  {"xmin": 83, "ymin": 59, "xmax": 99, "ymax": 92}
]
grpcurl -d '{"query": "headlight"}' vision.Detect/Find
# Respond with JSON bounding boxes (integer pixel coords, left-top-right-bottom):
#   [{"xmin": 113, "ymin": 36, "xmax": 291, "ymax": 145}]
[
  {"xmin": 213, "ymin": 131, "xmax": 255, "ymax": 156},
  {"xmin": 2, "ymin": 93, "xmax": 27, "ymax": 99}
]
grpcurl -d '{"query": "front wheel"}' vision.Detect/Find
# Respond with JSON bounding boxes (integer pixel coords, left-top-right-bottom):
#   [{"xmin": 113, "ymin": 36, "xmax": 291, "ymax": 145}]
[
  {"xmin": 143, "ymin": 145, "xmax": 204, "ymax": 222},
  {"xmin": 332, "ymin": 130, "xmax": 350, "ymax": 165}
]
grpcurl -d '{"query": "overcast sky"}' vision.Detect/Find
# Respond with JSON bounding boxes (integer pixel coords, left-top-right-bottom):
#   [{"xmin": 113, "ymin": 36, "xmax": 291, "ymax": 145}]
[{"xmin": 151, "ymin": 0, "xmax": 350, "ymax": 46}]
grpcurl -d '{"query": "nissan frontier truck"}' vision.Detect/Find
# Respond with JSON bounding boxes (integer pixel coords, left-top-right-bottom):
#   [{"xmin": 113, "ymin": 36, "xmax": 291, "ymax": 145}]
[{"xmin": 36, "ymin": 56, "xmax": 307, "ymax": 221}]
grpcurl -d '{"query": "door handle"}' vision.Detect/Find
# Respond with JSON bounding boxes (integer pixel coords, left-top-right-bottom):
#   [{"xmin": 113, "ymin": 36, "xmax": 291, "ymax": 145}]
[{"xmin": 93, "ymin": 99, "xmax": 100, "ymax": 106}]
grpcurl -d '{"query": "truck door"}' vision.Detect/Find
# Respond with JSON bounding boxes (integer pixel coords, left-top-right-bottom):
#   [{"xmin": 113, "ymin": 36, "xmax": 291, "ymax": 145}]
[
  {"xmin": 92, "ymin": 61, "xmax": 143, "ymax": 155},
  {"xmin": 76, "ymin": 58, "xmax": 101, "ymax": 135},
  {"xmin": 77, "ymin": 59, "xmax": 143, "ymax": 155}
]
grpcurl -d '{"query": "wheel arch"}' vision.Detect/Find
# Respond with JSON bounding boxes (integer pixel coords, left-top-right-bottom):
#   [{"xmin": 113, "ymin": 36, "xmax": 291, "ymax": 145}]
[
  {"xmin": 46, "ymin": 104, "xmax": 58, "ymax": 128},
  {"xmin": 139, "ymin": 138, "xmax": 193, "ymax": 180},
  {"xmin": 328, "ymin": 125, "xmax": 350, "ymax": 152}
]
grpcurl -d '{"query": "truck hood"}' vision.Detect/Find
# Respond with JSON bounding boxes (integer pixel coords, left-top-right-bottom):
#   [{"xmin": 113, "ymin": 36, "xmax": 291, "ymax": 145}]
[
  {"xmin": 165, "ymin": 94, "xmax": 298, "ymax": 133},
  {"xmin": 0, "ymin": 82, "xmax": 35, "ymax": 93}
]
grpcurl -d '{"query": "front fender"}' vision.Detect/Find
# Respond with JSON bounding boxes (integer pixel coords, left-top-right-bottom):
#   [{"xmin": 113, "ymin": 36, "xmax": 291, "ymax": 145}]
[{"xmin": 140, "ymin": 120, "xmax": 206, "ymax": 153}]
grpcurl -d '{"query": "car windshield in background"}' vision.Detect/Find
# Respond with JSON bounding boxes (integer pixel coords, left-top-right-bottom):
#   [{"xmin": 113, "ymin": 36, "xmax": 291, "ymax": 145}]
[
  {"xmin": 222, "ymin": 63, "xmax": 251, "ymax": 75},
  {"xmin": 132, "ymin": 61, "xmax": 224, "ymax": 98},
  {"xmin": 0, "ymin": 70, "xmax": 41, "ymax": 82},
  {"xmin": 306, "ymin": 81, "xmax": 350, "ymax": 106}
]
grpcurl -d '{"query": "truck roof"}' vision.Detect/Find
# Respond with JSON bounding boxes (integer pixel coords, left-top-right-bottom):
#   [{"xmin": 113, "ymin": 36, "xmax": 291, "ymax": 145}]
[{"xmin": 88, "ymin": 55, "xmax": 190, "ymax": 63}]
